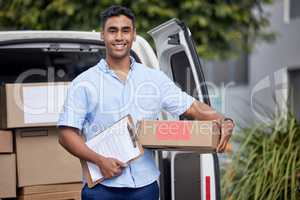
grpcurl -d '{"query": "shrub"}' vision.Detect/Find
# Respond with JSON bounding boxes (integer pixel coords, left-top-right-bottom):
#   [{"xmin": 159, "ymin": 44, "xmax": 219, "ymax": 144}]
[{"xmin": 222, "ymin": 114, "xmax": 300, "ymax": 200}]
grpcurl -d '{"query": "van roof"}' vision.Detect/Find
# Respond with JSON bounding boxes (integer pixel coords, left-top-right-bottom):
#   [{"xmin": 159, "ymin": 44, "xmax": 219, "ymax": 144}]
[{"xmin": 0, "ymin": 31, "xmax": 101, "ymax": 42}]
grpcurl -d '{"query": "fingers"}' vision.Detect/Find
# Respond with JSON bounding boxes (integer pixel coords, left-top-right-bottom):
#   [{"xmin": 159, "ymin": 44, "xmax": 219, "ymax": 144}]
[
  {"xmin": 217, "ymin": 136, "xmax": 230, "ymax": 152},
  {"xmin": 217, "ymin": 120, "xmax": 234, "ymax": 153},
  {"xmin": 108, "ymin": 158, "xmax": 127, "ymax": 168},
  {"xmin": 222, "ymin": 120, "xmax": 234, "ymax": 133},
  {"xmin": 217, "ymin": 136, "xmax": 226, "ymax": 152},
  {"xmin": 110, "ymin": 159, "xmax": 127, "ymax": 176},
  {"xmin": 114, "ymin": 159, "xmax": 127, "ymax": 168},
  {"xmin": 104, "ymin": 166, "xmax": 122, "ymax": 179},
  {"xmin": 100, "ymin": 157, "xmax": 127, "ymax": 179},
  {"xmin": 113, "ymin": 167, "xmax": 122, "ymax": 177}
]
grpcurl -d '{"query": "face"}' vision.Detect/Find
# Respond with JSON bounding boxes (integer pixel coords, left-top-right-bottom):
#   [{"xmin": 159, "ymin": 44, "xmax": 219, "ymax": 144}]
[{"xmin": 101, "ymin": 15, "xmax": 136, "ymax": 60}]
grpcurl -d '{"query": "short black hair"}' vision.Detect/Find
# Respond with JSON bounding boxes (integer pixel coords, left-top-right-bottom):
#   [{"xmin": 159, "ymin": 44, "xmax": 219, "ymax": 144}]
[{"xmin": 101, "ymin": 5, "xmax": 135, "ymax": 29}]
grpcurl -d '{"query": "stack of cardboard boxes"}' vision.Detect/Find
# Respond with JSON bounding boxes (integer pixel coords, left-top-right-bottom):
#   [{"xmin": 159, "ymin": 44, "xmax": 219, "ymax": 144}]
[
  {"xmin": 0, "ymin": 130, "xmax": 16, "ymax": 198},
  {"xmin": 0, "ymin": 82, "xmax": 82, "ymax": 199}
]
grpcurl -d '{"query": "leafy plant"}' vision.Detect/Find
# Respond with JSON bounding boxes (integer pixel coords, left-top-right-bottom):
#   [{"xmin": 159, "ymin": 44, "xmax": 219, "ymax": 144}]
[
  {"xmin": 0, "ymin": 0, "xmax": 275, "ymax": 60},
  {"xmin": 222, "ymin": 113, "xmax": 300, "ymax": 200}
]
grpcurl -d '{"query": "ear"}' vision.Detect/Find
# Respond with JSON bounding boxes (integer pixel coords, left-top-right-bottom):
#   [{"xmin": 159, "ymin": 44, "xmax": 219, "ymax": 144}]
[{"xmin": 100, "ymin": 32, "xmax": 104, "ymax": 40}]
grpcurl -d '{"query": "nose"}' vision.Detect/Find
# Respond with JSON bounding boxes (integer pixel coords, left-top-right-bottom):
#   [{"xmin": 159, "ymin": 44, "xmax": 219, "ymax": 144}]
[{"xmin": 116, "ymin": 31, "xmax": 123, "ymax": 41}]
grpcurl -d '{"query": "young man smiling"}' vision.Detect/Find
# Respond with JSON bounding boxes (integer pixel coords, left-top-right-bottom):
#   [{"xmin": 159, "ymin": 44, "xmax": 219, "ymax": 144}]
[{"xmin": 58, "ymin": 5, "xmax": 234, "ymax": 200}]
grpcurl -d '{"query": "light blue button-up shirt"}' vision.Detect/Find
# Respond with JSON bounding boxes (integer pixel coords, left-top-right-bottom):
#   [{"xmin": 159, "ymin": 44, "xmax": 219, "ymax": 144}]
[{"xmin": 58, "ymin": 57, "xmax": 195, "ymax": 188}]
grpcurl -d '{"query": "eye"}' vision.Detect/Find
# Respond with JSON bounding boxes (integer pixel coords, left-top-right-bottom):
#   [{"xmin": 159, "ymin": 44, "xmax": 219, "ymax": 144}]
[
  {"xmin": 107, "ymin": 28, "xmax": 118, "ymax": 33},
  {"xmin": 122, "ymin": 28, "xmax": 131, "ymax": 33}
]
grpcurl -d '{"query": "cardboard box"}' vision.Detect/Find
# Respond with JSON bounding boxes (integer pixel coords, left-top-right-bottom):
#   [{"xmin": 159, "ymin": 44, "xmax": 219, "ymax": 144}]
[
  {"xmin": 19, "ymin": 182, "xmax": 83, "ymax": 195},
  {"xmin": 0, "ymin": 130, "xmax": 13, "ymax": 153},
  {"xmin": 0, "ymin": 154, "xmax": 16, "ymax": 198},
  {"xmin": 137, "ymin": 120, "xmax": 220, "ymax": 152},
  {"xmin": 18, "ymin": 190, "xmax": 81, "ymax": 200},
  {"xmin": 18, "ymin": 182, "xmax": 82, "ymax": 200},
  {"xmin": 0, "ymin": 82, "xmax": 69, "ymax": 129},
  {"xmin": 15, "ymin": 127, "xmax": 82, "ymax": 187}
]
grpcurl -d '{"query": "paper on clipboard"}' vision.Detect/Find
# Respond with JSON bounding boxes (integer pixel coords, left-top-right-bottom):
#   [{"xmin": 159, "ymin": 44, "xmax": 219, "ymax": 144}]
[{"xmin": 83, "ymin": 115, "xmax": 143, "ymax": 187}]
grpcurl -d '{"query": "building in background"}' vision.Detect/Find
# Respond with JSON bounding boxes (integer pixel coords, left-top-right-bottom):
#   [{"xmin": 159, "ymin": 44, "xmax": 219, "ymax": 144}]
[{"xmin": 204, "ymin": 0, "xmax": 300, "ymax": 126}]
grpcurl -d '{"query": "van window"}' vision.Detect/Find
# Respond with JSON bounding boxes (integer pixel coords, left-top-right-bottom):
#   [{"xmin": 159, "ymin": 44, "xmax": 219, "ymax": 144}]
[
  {"xmin": 0, "ymin": 44, "xmax": 140, "ymax": 84},
  {"xmin": 170, "ymin": 51, "xmax": 201, "ymax": 100}
]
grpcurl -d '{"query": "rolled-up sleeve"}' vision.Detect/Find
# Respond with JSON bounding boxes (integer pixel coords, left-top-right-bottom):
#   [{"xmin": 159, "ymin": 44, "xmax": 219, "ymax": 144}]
[
  {"xmin": 159, "ymin": 71, "xmax": 195, "ymax": 116},
  {"xmin": 57, "ymin": 81, "xmax": 88, "ymax": 130}
]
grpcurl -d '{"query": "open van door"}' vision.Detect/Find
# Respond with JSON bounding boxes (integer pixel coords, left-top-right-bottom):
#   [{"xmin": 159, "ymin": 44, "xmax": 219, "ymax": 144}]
[{"xmin": 148, "ymin": 19, "xmax": 221, "ymax": 200}]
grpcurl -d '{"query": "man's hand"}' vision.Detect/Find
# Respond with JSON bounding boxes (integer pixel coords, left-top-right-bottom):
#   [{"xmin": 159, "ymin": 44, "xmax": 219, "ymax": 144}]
[
  {"xmin": 217, "ymin": 119, "xmax": 234, "ymax": 153},
  {"xmin": 58, "ymin": 127, "xmax": 128, "ymax": 179},
  {"xmin": 183, "ymin": 101, "xmax": 235, "ymax": 152},
  {"xmin": 96, "ymin": 156, "xmax": 127, "ymax": 179}
]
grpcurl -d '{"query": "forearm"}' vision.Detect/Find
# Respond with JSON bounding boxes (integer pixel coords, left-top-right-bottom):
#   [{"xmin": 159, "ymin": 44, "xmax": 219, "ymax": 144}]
[
  {"xmin": 58, "ymin": 127, "xmax": 105, "ymax": 165},
  {"xmin": 183, "ymin": 100, "xmax": 224, "ymax": 121}
]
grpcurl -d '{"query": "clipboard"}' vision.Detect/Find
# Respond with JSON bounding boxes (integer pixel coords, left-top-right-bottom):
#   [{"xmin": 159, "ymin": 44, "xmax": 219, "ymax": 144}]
[{"xmin": 81, "ymin": 115, "xmax": 144, "ymax": 188}]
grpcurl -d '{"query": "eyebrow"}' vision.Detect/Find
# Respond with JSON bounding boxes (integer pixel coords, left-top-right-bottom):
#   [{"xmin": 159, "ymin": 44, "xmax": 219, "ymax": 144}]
[{"xmin": 107, "ymin": 26, "xmax": 132, "ymax": 30}]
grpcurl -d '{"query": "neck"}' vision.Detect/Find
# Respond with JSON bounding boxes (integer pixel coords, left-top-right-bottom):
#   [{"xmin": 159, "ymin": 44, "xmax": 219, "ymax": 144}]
[{"xmin": 106, "ymin": 55, "xmax": 131, "ymax": 73}]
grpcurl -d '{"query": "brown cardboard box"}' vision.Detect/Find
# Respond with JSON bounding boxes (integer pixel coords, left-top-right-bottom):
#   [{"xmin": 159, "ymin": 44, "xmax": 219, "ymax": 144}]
[
  {"xmin": 18, "ymin": 182, "xmax": 82, "ymax": 200},
  {"xmin": 0, "ymin": 130, "xmax": 13, "ymax": 153},
  {"xmin": 18, "ymin": 190, "xmax": 81, "ymax": 200},
  {"xmin": 19, "ymin": 182, "xmax": 83, "ymax": 195},
  {"xmin": 0, "ymin": 154, "xmax": 16, "ymax": 198},
  {"xmin": 0, "ymin": 82, "xmax": 69, "ymax": 129},
  {"xmin": 15, "ymin": 127, "xmax": 82, "ymax": 187},
  {"xmin": 137, "ymin": 120, "xmax": 220, "ymax": 152}
]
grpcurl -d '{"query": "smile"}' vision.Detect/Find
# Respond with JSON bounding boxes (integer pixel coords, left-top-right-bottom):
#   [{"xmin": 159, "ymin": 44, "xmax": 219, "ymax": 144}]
[{"xmin": 113, "ymin": 43, "xmax": 127, "ymax": 49}]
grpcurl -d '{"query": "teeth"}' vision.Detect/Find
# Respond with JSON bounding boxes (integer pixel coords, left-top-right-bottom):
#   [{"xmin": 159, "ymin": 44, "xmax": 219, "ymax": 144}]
[{"xmin": 113, "ymin": 44, "xmax": 126, "ymax": 49}]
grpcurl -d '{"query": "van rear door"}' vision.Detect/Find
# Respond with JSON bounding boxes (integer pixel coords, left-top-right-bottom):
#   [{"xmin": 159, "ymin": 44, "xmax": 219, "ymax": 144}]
[{"xmin": 148, "ymin": 18, "xmax": 221, "ymax": 200}]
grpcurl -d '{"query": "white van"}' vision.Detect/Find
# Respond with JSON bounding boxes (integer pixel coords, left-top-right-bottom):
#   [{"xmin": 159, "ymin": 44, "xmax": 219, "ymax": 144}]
[{"xmin": 0, "ymin": 19, "xmax": 221, "ymax": 200}]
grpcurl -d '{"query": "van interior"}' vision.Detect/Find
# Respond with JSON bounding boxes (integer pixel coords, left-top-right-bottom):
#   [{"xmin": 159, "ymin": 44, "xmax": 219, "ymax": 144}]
[{"xmin": 0, "ymin": 43, "xmax": 106, "ymax": 84}]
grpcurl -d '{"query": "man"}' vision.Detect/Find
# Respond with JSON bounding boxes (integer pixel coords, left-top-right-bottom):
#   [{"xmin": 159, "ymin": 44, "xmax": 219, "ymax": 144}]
[{"xmin": 58, "ymin": 5, "xmax": 234, "ymax": 200}]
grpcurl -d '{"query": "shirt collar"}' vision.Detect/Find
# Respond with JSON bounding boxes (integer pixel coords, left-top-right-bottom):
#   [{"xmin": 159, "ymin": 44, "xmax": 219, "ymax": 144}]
[{"xmin": 98, "ymin": 56, "xmax": 137, "ymax": 73}]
